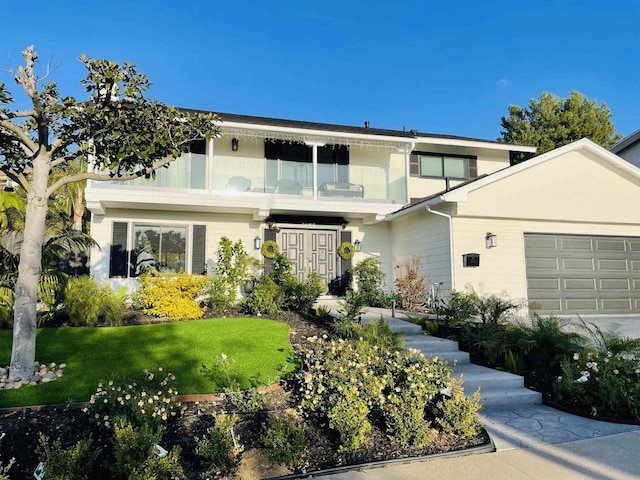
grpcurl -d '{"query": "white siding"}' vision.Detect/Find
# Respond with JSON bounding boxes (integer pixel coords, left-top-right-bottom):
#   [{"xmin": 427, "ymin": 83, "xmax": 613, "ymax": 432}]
[{"xmin": 390, "ymin": 209, "xmax": 452, "ymax": 295}]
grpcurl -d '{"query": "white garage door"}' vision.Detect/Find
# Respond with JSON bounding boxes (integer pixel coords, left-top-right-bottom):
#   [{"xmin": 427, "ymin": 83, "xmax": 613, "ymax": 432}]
[{"xmin": 525, "ymin": 233, "xmax": 640, "ymax": 314}]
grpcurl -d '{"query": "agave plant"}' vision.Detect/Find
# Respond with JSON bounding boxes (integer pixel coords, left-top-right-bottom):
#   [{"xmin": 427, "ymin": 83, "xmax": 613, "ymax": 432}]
[{"xmin": 0, "ymin": 229, "xmax": 98, "ymax": 325}]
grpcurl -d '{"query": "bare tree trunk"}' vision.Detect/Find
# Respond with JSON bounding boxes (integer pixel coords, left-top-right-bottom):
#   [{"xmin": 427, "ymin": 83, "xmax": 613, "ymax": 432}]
[
  {"xmin": 73, "ymin": 184, "xmax": 84, "ymax": 232},
  {"xmin": 9, "ymin": 157, "xmax": 49, "ymax": 381}
]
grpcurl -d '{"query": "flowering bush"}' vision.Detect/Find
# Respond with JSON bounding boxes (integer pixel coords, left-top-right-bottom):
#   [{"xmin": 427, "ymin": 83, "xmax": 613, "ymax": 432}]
[
  {"xmin": 135, "ymin": 271, "xmax": 209, "ymax": 320},
  {"xmin": 554, "ymin": 350, "xmax": 640, "ymax": 419},
  {"xmin": 85, "ymin": 368, "xmax": 184, "ymax": 430},
  {"xmin": 298, "ymin": 335, "xmax": 451, "ymax": 452},
  {"xmin": 435, "ymin": 378, "xmax": 482, "ymax": 439}
]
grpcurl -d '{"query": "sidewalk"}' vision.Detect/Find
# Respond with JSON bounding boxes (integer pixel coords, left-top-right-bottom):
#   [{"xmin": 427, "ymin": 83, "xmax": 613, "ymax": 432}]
[{"xmin": 313, "ymin": 299, "xmax": 640, "ymax": 479}]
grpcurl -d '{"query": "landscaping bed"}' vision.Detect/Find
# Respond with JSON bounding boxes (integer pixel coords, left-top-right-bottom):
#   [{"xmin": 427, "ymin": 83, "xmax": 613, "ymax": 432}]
[{"xmin": 0, "ymin": 312, "xmax": 490, "ymax": 480}]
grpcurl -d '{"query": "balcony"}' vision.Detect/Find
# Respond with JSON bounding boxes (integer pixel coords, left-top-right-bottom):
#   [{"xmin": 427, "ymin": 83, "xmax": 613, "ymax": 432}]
[{"xmin": 212, "ymin": 156, "xmax": 407, "ymax": 203}]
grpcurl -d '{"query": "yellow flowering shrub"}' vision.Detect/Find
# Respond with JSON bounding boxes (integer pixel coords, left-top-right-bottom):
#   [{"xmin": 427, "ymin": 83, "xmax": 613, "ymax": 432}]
[{"xmin": 136, "ymin": 271, "xmax": 210, "ymax": 320}]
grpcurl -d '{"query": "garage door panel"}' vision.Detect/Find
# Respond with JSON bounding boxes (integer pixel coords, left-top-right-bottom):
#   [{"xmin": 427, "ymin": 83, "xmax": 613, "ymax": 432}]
[
  {"xmin": 526, "ymin": 236, "xmax": 558, "ymax": 249},
  {"xmin": 560, "ymin": 238, "xmax": 592, "ymax": 250},
  {"xmin": 561, "ymin": 258, "xmax": 594, "ymax": 270},
  {"xmin": 600, "ymin": 298, "xmax": 632, "ymax": 311},
  {"xmin": 528, "ymin": 278, "xmax": 560, "ymax": 290},
  {"xmin": 595, "ymin": 239, "xmax": 626, "ymax": 252},
  {"xmin": 531, "ymin": 298, "xmax": 562, "ymax": 311},
  {"xmin": 527, "ymin": 258, "xmax": 559, "ymax": 270},
  {"xmin": 563, "ymin": 278, "xmax": 596, "ymax": 290},
  {"xmin": 564, "ymin": 298, "xmax": 598, "ymax": 311},
  {"xmin": 599, "ymin": 278, "xmax": 631, "ymax": 290},
  {"xmin": 597, "ymin": 259, "xmax": 629, "ymax": 271},
  {"xmin": 525, "ymin": 233, "xmax": 640, "ymax": 314}
]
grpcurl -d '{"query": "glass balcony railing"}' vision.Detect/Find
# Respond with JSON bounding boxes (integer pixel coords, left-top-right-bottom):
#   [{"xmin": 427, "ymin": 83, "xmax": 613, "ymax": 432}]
[
  {"xmin": 118, "ymin": 153, "xmax": 207, "ymax": 189},
  {"xmin": 101, "ymin": 154, "xmax": 407, "ymax": 203}
]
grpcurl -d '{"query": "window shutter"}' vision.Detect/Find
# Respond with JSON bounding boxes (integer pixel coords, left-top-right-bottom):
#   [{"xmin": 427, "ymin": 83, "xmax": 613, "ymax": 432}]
[
  {"xmin": 109, "ymin": 222, "xmax": 129, "ymax": 278},
  {"xmin": 409, "ymin": 154, "xmax": 420, "ymax": 177},
  {"xmin": 191, "ymin": 225, "xmax": 207, "ymax": 274},
  {"xmin": 468, "ymin": 157, "xmax": 478, "ymax": 179}
]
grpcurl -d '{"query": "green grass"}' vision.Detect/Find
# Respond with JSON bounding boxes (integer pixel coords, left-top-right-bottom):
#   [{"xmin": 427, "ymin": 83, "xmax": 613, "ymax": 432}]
[{"xmin": 0, "ymin": 318, "xmax": 297, "ymax": 408}]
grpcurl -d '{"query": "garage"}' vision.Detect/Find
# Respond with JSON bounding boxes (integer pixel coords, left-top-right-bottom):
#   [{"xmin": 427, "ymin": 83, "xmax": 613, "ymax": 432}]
[{"xmin": 525, "ymin": 233, "xmax": 640, "ymax": 314}]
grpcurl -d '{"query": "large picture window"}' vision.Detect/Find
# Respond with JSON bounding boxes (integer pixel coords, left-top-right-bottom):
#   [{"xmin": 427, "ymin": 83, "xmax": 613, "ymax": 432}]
[
  {"xmin": 410, "ymin": 152, "xmax": 477, "ymax": 180},
  {"xmin": 132, "ymin": 224, "xmax": 187, "ymax": 275}
]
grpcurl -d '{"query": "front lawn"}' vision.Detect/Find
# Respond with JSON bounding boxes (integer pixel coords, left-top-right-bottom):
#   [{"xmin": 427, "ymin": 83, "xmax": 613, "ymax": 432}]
[{"xmin": 0, "ymin": 318, "xmax": 296, "ymax": 408}]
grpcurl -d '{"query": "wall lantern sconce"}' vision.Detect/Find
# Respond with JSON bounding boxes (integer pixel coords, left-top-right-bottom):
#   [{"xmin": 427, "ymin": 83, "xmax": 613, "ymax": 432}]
[
  {"xmin": 231, "ymin": 138, "xmax": 239, "ymax": 151},
  {"xmin": 254, "ymin": 236, "xmax": 262, "ymax": 250},
  {"xmin": 354, "ymin": 240, "xmax": 362, "ymax": 252},
  {"xmin": 485, "ymin": 232, "xmax": 497, "ymax": 249}
]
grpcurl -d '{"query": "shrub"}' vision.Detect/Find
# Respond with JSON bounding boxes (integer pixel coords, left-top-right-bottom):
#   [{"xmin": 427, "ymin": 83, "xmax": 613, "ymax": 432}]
[
  {"xmin": 441, "ymin": 290, "xmax": 477, "ymax": 325},
  {"xmin": 259, "ymin": 414, "xmax": 309, "ymax": 468},
  {"xmin": 472, "ymin": 293, "xmax": 521, "ymax": 325},
  {"xmin": 327, "ymin": 392, "xmax": 372, "ymax": 453},
  {"xmin": 268, "ymin": 253, "xmax": 295, "ymax": 286},
  {"xmin": 394, "ymin": 257, "xmax": 426, "ymax": 311},
  {"xmin": 382, "ymin": 391, "xmax": 436, "ymax": 447},
  {"xmin": 58, "ymin": 275, "xmax": 125, "ymax": 326},
  {"xmin": 435, "ymin": 379, "xmax": 482, "ymax": 439},
  {"xmin": 284, "ymin": 271, "xmax": 324, "ymax": 313},
  {"xmin": 298, "ymin": 336, "xmax": 451, "ymax": 452},
  {"xmin": 554, "ymin": 349, "xmax": 640, "ymax": 418},
  {"xmin": 241, "ymin": 276, "xmax": 282, "ymax": 315},
  {"xmin": 112, "ymin": 422, "xmax": 162, "ymax": 477},
  {"xmin": 315, "ymin": 305, "xmax": 332, "ymax": 321},
  {"xmin": 36, "ymin": 433, "xmax": 99, "ymax": 480},
  {"xmin": 225, "ymin": 389, "xmax": 266, "ymax": 413},
  {"xmin": 136, "ymin": 271, "xmax": 209, "ymax": 320},
  {"xmin": 336, "ymin": 290, "xmax": 368, "ymax": 323},
  {"xmin": 195, "ymin": 412, "xmax": 241, "ymax": 477},
  {"xmin": 0, "ymin": 287, "xmax": 13, "ymax": 329},
  {"xmin": 85, "ymin": 368, "xmax": 183, "ymax": 431},
  {"xmin": 336, "ymin": 317, "xmax": 404, "ymax": 351},
  {"xmin": 208, "ymin": 237, "xmax": 250, "ymax": 312},
  {"xmin": 351, "ymin": 257, "xmax": 385, "ymax": 307},
  {"xmin": 112, "ymin": 421, "xmax": 184, "ymax": 480}
]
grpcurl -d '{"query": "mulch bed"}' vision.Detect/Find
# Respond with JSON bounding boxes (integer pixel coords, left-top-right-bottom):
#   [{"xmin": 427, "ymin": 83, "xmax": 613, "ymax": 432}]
[{"xmin": 0, "ymin": 310, "xmax": 489, "ymax": 479}]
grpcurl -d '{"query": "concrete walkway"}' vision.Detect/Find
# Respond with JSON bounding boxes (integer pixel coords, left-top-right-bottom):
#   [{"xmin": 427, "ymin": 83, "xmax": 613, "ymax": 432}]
[{"xmin": 313, "ymin": 299, "xmax": 640, "ymax": 479}]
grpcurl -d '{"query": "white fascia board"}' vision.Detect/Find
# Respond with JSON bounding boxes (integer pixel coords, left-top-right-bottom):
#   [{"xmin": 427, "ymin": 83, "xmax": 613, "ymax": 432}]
[
  {"xmin": 219, "ymin": 121, "xmax": 415, "ymax": 144},
  {"xmin": 414, "ymin": 136, "xmax": 537, "ymax": 153}
]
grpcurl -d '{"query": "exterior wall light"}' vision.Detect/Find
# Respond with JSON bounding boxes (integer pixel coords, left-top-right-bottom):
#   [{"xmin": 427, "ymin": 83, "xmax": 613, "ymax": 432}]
[
  {"xmin": 254, "ymin": 236, "xmax": 261, "ymax": 250},
  {"xmin": 231, "ymin": 138, "xmax": 239, "ymax": 151},
  {"xmin": 485, "ymin": 232, "xmax": 497, "ymax": 249},
  {"xmin": 354, "ymin": 239, "xmax": 362, "ymax": 252}
]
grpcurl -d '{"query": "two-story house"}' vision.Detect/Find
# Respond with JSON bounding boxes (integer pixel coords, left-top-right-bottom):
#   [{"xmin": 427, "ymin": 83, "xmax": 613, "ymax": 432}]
[{"xmin": 86, "ymin": 112, "xmax": 640, "ymax": 315}]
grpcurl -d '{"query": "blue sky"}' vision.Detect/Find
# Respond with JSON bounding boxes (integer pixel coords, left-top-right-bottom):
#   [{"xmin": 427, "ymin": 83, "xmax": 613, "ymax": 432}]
[{"xmin": 3, "ymin": 1, "xmax": 638, "ymax": 140}]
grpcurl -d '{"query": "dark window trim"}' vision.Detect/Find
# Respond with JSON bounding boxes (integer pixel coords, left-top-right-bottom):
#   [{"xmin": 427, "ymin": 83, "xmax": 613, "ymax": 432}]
[{"xmin": 411, "ymin": 151, "xmax": 477, "ymax": 180}]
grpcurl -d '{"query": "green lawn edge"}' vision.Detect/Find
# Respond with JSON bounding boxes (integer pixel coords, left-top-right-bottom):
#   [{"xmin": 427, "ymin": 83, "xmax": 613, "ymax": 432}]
[{"xmin": 0, "ymin": 317, "xmax": 298, "ymax": 408}]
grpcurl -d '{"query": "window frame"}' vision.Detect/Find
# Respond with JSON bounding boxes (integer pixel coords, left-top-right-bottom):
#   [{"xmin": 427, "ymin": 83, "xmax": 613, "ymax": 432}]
[
  {"xmin": 410, "ymin": 151, "xmax": 477, "ymax": 180},
  {"xmin": 131, "ymin": 223, "xmax": 189, "ymax": 277}
]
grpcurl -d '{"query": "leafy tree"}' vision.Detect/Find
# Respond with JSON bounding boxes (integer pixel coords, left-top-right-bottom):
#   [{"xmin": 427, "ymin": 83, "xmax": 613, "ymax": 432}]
[
  {"xmin": 499, "ymin": 91, "xmax": 622, "ymax": 163},
  {"xmin": 0, "ymin": 46, "xmax": 218, "ymax": 381}
]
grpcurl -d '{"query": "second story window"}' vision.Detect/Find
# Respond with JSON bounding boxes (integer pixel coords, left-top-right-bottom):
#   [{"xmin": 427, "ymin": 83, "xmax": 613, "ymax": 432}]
[{"xmin": 410, "ymin": 152, "xmax": 477, "ymax": 180}]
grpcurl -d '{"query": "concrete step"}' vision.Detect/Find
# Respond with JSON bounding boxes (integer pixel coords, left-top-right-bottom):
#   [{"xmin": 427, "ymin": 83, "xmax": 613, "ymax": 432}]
[
  {"xmin": 405, "ymin": 335, "xmax": 460, "ymax": 352},
  {"xmin": 419, "ymin": 349, "xmax": 470, "ymax": 365},
  {"xmin": 474, "ymin": 387, "xmax": 542, "ymax": 407},
  {"xmin": 453, "ymin": 364, "xmax": 525, "ymax": 391}
]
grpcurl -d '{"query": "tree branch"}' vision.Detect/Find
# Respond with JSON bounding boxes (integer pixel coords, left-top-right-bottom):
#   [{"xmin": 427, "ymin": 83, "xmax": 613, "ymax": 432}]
[
  {"xmin": 5, "ymin": 110, "xmax": 37, "ymax": 119},
  {"xmin": 0, "ymin": 119, "xmax": 37, "ymax": 153},
  {"xmin": 15, "ymin": 46, "xmax": 49, "ymax": 150},
  {"xmin": 0, "ymin": 166, "xmax": 30, "ymax": 193},
  {"xmin": 46, "ymin": 155, "xmax": 176, "ymax": 197}
]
